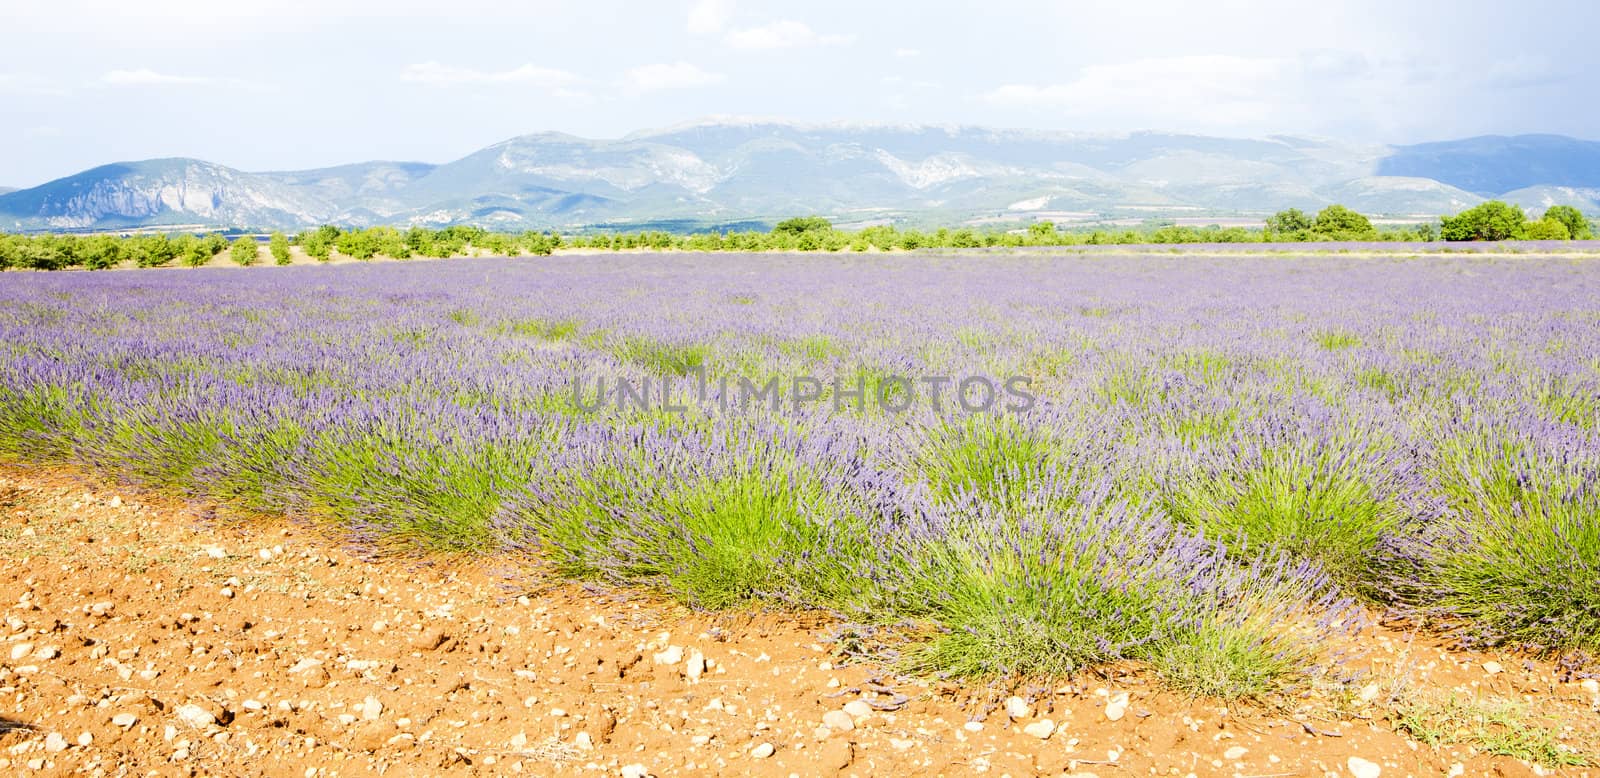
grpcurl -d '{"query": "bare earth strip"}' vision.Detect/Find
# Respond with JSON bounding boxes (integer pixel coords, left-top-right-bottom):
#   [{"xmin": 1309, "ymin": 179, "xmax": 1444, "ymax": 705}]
[{"xmin": 1, "ymin": 465, "xmax": 1595, "ymax": 777}]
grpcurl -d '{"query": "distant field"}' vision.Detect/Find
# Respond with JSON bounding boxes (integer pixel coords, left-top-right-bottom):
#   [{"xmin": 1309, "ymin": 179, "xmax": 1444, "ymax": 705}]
[{"xmin": 1, "ymin": 251, "xmax": 1597, "ymax": 702}]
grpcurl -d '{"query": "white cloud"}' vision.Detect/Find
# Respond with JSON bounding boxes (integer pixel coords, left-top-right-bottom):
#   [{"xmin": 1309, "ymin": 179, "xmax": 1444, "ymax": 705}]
[
  {"xmin": 882, "ymin": 75, "xmax": 938, "ymax": 90},
  {"xmin": 102, "ymin": 68, "xmax": 215, "ymax": 86},
  {"xmin": 894, "ymin": 48, "xmax": 920, "ymax": 58},
  {"xmin": 0, "ymin": 73, "xmax": 67, "ymax": 96},
  {"xmin": 723, "ymin": 20, "xmax": 852, "ymax": 50},
  {"xmin": 400, "ymin": 61, "xmax": 580, "ymax": 89},
  {"xmin": 983, "ymin": 55, "xmax": 1295, "ymax": 129},
  {"xmin": 99, "ymin": 69, "xmax": 274, "ymax": 91},
  {"xmin": 622, "ymin": 61, "xmax": 726, "ymax": 92},
  {"xmin": 1483, "ymin": 55, "xmax": 1569, "ymax": 89},
  {"xmin": 687, "ymin": 0, "xmax": 734, "ymax": 34}
]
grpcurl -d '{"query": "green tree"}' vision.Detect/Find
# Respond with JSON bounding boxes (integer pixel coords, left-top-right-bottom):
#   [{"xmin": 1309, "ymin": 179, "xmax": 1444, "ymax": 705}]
[
  {"xmin": 1440, "ymin": 201, "xmax": 1527, "ymax": 241},
  {"xmin": 1312, "ymin": 205, "xmax": 1374, "ymax": 237},
  {"xmin": 1542, "ymin": 205, "xmax": 1592, "ymax": 240},
  {"xmin": 772, "ymin": 216, "xmax": 832, "ymax": 235},
  {"xmin": 182, "ymin": 234, "xmax": 222, "ymax": 267},
  {"xmin": 297, "ymin": 225, "xmax": 340, "ymax": 261},
  {"xmin": 335, "ymin": 229, "xmax": 378, "ymax": 260},
  {"xmin": 81, "ymin": 235, "xmax": 124, "ymax": 270},
  {"xmin": 22, "ymin": 238, "xmax": 67, "ymax": 270},
  {"xmin": 1415, "ymin": 222, "xmax": 1436, "ymax": 242},
  {"xmin": 1523, "ymin": 217, "xmax": 1571, "ymax": 240},
  {"xmin": 268, "ymin": 231, "xmax": 291, "ymax": 264},
  {"xmin": 230, "ymin": 236, "xmax": 260, "ymax": 266},
  {"xmin": 137, "ymin": 234, "xmax": 179, "ymax": 268},
  {"xmin": 1265, "ymin": 208, "xmax": 1314, "ymax": 234}
]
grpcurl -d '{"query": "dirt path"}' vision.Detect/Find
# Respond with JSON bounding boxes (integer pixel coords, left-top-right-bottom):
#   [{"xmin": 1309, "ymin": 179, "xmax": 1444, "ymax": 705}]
[{"xmin": 1, "ymin": 464, "xmax": 1595, "ymax": 776}]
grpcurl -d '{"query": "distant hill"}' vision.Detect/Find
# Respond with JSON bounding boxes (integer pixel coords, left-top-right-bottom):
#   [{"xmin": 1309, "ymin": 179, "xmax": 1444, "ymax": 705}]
[
  {"xmin": 1378, "ymin": 135, "xmax": 1600, "ymax": 196},
  {"xmin": 1, "ymin": 122, "xmax": 1594, "ymax": 232}
]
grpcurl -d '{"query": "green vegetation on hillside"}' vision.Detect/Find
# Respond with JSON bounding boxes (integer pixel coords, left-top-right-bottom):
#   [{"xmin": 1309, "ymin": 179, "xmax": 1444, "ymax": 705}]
[{"xmin": 1, "ymin": 203, "xmax": 1596, "ymax": 271}]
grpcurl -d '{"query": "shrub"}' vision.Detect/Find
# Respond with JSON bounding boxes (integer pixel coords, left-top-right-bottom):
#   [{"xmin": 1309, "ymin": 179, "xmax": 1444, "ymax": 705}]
[
  {"xmin": 81, "ymin": 235, "xmax": 123, "ymax": 270},
  {"xmin": 230, "ymin": 236, "xmax": 259, "ymax": 266},
  {"xmin": 1542, "ymin": 205, "xmax": 1592, "ymax": 240},
  {"xmin": 1158, "ymin": 419, "xmax": 1418, "ymax": 599},
  {"xmin": 268, "ymin": 231, "xmax": 291, "ymax": 264},
  {"xmin": 503, "ymin": 426, "xmax": 888, "ymax": 610},
  {"xmin": 136, "ymin": 235, "xmax": 178, "ymax": 268},
  {"xmin": 912, "ymin": 413, "xmax": 1059, "ymax": 507},
  {"xmin": 896, "ymin": 472, "xmax": 1351, "ymax": 697},
  {"xmin": 1426, "ymin": 428, "xmax": 1600, "ymax": 651},
  {"xmin": 1522, "ymin": 218, "xmax": 1570, "ymax": 241}
]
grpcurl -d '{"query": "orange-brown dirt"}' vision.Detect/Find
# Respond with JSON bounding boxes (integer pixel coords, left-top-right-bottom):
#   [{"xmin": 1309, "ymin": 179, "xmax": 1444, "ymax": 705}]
[{"xmin": 1, "ymin": 464, "xmax": 1596, "ymax": 777}]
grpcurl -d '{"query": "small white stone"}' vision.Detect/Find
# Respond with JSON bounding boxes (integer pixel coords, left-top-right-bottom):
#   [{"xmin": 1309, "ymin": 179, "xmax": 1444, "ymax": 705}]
[
  {"xmin": 653, "ymin": 645, "xmax": 683, "ymax": 666},
  {"xmin": 1482, "ymin": 661, "xmax": 1503, "ymax": 675},
  {"xmin": 175, "ymin": 704, "xmax": 216, "ymax": 730},
  {"xmin": 1358, "ymin": 683, "xmax": 1381, "ymax": 702},
  {"xmin": 1347, "ymin": 756, "xmax": 1382, "ymax": 778},
  {"xmin": 1224, "ymin": 745, "xmax": 1248, "ymax": 760},
  {"xmin": 361, "ymin": 696, "xmax": 382, "ymax": 720},
  {"xmin": 1580, "ymin": 679, "xmax": 1599, "ymax": 695},
  {"xmin": 1022, "ymin": 719, "xmax": 1055, "ymax": 739},
  {"xmin": 205, "ymin": 546, "xmax": 227, "ymax": 559},
  {"xmin": 1005, "ymin": 696, "xmax": 1031, "ymax": 721},
  {"xmin": 821, "ymin": 710, "xmax": 855, "ymax": 731},
  {"xmin": 44, "ymin": 732, "xmax": 68, "ymax": 752},
  {"xmin": 220, "ymin": 588, "xmax": 234, "ymax": 599},
  {"xmin": 1447, "ymin": 763, "xmax": 1465, "ymax": 777},
  {"xmin": 890, "ymin": 738, "xmax": 916, "ymax": 751},
  {"xmin": 842, "ymin": 700, "xmax": 872, "ymax": 719},
  {"xmin": 288, "ymin": 658, "xmax": 322, "ymax": 674},
  {"xmin": 111, "ymin": 713, "xmax": 138, "ymax": 728},
  {"xmin": 1106, "ymin": 692, "xmax": 1133, "ymax": 719},
  {"xmin": 620, "ymin": 765, "xmax": 649, "ymax": 778},
  {"xmin": 684, "ymin": 649, "xmax": 706, "ymax": 683},
  {"xmin": 575, "ymin": 732, "xmax": 594, "ymax": 750},
  {"xmin": 963, "ymin": 721, "xmax": 984, "ymax": 732},
  {"xmin": 750, "ymin": 742, "xmax": 775, "ymax": 758},
  {"xmin": 549, "ymin": 708, "xmax": 566, "ymax": 718},
  {"xmin": 76, "ymin": 732, "xmax": 93, "ymax": 747},
  {"xmin": 9, "ymin": 643, "xmax": 34, "ymax": 661}
]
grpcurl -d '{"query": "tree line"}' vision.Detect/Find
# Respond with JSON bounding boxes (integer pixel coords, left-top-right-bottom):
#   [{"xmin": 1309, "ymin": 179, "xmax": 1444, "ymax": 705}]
[
  {"xmin": 1263, "ymin": 202, "xmax": 1593, "ymax": 242},
  {"xmin": 1, "ymin": 204, "xmax": 1594, "ymax": 271}
]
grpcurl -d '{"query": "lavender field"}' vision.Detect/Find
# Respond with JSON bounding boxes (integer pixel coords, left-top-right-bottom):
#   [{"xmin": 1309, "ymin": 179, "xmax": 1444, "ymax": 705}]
[{"xmin": 2, "ymin": 253, "xmax": 1598, "ymax": 699}]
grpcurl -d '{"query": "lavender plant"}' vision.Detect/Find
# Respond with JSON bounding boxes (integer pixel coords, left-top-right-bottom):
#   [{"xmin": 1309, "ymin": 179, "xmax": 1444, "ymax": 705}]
[{"xmin": 2, "ymin": 250, "xmax": 1598, "ymax": 692}]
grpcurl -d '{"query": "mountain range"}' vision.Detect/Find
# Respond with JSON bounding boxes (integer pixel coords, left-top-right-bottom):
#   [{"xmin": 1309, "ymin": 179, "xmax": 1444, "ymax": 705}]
[{"xmin": 4, "ymin": 120, "xmax": 1599, "ymax": 232}]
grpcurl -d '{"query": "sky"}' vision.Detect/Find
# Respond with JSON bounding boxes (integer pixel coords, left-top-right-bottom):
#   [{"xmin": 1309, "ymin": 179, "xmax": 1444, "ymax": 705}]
[{"xmin": 2, "ymin": 0, "xmax": 1595, "ymax": 187}]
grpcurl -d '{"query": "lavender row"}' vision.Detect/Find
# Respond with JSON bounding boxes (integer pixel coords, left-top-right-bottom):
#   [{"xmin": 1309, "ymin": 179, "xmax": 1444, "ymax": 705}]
[{"xmin": 1, "ymin": 253, "xmax": 1596, "ymax": 693}]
